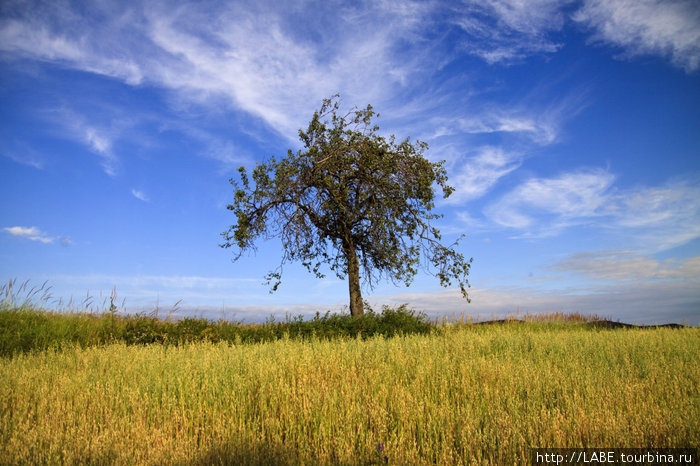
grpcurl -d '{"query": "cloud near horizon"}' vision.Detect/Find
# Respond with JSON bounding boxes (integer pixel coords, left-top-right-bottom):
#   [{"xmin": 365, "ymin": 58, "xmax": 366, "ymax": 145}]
[
  {"xmin": 378, "ymin": 279, "xmax": 700, "ymax": 325},
  {"xmin": 552, "ymin": 251, "xmax": 700, "ymax": 281}
]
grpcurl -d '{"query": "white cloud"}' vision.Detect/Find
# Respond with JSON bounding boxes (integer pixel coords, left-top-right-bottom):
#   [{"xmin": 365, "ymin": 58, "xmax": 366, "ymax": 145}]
[
  {"xmin": 452, "ymin": 0, "xmax": 700, "ymax": 71},
  {"xmin": 606, "ymin": 178, "xmax": 700, "ymax": 252},
  {"xmin": 131, "ymin": 189, "xmax": 149, "ymax": 202},
  {"xmin": 485, "ymin": 169, "xmax": 615, "ymax": 232},
  {"xmin": 0, "ymin": 19, "xmax": 84, "ymax": 62},
  {"xmin": 40, "ymin": 107, "xmax": 121, "ymax": 176},
  {"xmin": 574, "ymin": 0, "xmax": 700, "ymax": 72},
  {"xmin": 453, "ymin": 0, "xmax": 571, "ymax": 63},
  {"xmin": 1, "ymin": 145, "xmax": 44, "ymax": 169},
  {"xmin": 3, "ymin": 226, "xmax": 54, "ymax": 244},
  {"xmin": 427, "ymin": 87, "xmax": 589, "ymax": 151},
  {"xmin": 82, "ymin": 127, "xmax": 111, "ymax": 154},
  {"xmin": 609, "ymin": 182, "xmax": 700, "ymax": 226},
  {"xmin": 0, "ymin": 0, "xmax": 573, "ymax": 148},
  {"xmin": 159, "ymin": 122, "xmax": 250, "ymax": 169},
  {"xmin": 455, "ymin": 113, "xmax": 558, "ymax": 145},
  {"xmin": 484, "ymin": 170, "xmax": 700, "ymax": 252},
  {"xmin": 0, "ymin": 13, "xmax": 145, "ymax": 85},
  {"xmin": 72, "ymin": 123, "xmax": 119, "ymax": 176},
  {"xmin": 141, "ymin": 0, "xmax": 439, "ymax": 139},
  {"xmin": 478, "ymin": 0, "xmax": 567, "ymax": 34},
  {"xmin": 0, "ymin": 0, "xmax": 444, "ymax": 143},
  {"xmin": 447, "ymin": 147, "xmax": 521, "ymax": 203}
]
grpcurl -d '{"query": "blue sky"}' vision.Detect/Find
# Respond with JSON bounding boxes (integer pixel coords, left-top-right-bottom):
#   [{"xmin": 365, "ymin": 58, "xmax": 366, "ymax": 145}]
[{"xmin": 1, "ymin": 0, "xmax": 699, "ymax": 324}]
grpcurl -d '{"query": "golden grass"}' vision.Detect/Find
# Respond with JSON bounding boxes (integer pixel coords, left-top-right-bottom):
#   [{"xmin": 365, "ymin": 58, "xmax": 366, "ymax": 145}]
[{"xmin": 1, "ymin": 323, "xmax": 698, "ymax": 464}]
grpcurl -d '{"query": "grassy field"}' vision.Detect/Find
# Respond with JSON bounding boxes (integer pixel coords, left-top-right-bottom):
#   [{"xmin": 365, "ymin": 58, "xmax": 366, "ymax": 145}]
[{"xmin": 1, "ymin": 311, "xmax": 698, "ymax": 465}]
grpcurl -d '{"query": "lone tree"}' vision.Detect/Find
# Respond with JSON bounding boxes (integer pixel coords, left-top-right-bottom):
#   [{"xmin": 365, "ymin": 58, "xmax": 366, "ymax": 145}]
[{"xmin": 221, "ymin": 96, "xmax": 472, "ymax": 317}]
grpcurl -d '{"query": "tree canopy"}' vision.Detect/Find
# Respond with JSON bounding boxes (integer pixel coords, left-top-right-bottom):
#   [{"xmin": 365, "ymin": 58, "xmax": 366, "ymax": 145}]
[{"xmin": 221, "ymin": 96, "xmax": 472, "ymax": 316}]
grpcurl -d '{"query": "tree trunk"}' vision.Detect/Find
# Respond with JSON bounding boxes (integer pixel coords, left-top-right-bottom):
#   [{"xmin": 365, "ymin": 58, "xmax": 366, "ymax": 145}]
[{"xmin": 345, "ymin": 242, "xmax": 364, "ymax": 317}]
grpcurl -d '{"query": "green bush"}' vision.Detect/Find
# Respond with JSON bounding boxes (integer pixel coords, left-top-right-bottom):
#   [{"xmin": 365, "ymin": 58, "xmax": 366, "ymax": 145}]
[{"xmin": 123, "ymin": 315, "xmax": 167, "ymax": 345}]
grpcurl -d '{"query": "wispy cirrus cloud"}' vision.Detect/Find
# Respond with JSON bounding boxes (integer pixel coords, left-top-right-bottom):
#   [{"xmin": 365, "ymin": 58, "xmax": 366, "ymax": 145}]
[
  {"xmin": 442, "ymin": 113, "xmax": 559, "ymax": 145},
  {"xmin": 484, "ymin": 170, "xmax": 700, "ymax": 252},
  {"xmin": 0, "ymin": 1, "xmax": 146, "ymax": 84},
  {"xmin": 69, "ymin": 123, "xmax": 119, "ymax": 176},
  {"xmin": 485, "ymin": 168, "xmax": 615, "ymax": 233},
  {"xmin": 453, "ymin": 0, "xmax": 700, "ymax": 71},
  {"xmin": 574, "ymin": 0, "xmax": 700, "ymax": 72},
  {"xmin": 41, "ymin": 107, "xmax": 121, "ymax": 176},
  {"xmin": 1, "ymin": 142, "xmax": 44, "ymax": 169},
  {"xmin": 141, "ymin": 0, "xmax": 440, "ymax": 139},
  {"xmin": 0, "ymin": 0, "xmax": 581, "ymax": 150},
  {"xmin": 606, "ymin": 178, "xmax": 700, "ymax": 252},
  {"xmin": 0, "ymin": 0, "xmax": 441, "ymax": 142},
  {"xmin": 131, "ymin": 189, "xmax": 149, "ymax": 202},
  {"xmin": 426, "ymin": 89, "xmax": 590, "ymax": 204},
  {"xmin": 446, "ymin": 146, "xmax": 521, "ymax": 203},
  {"xmin": 3, "ymin": 226, "xmax": 54, "ymax": 244},
  {"xmin": 157, "ymin": 122, "xmax": 251, "ymax": 169},
  {"xmin": 1, "ymin": 0, "xmax": 694, "ymax": 156},
  {"xmin": 427, "ymin": 83, "xmax": 589, "ymax": 147},
  {"xmin": 452, "ymin": 0, "xmax": 572, "ymax": 63}
]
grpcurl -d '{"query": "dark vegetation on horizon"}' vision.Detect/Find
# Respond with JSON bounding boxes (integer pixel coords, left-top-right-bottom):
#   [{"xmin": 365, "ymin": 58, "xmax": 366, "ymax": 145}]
[
  {"xmin": 0, "ymin": 305, "xmax": 436, "ymax": 358},
  {"xmin": 0, "ymin": 280, "xmax": 688, "ymax": 358}
]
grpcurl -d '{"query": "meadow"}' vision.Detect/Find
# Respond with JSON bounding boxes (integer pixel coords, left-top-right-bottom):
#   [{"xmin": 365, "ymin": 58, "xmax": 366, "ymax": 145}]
[
  {"xmin": 1, "ymin": 314, "xmax": 698, "ymax": 464},
  {"xmin": 1, "ymin": 283, "xmax": 698, "ymax": 464}
]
